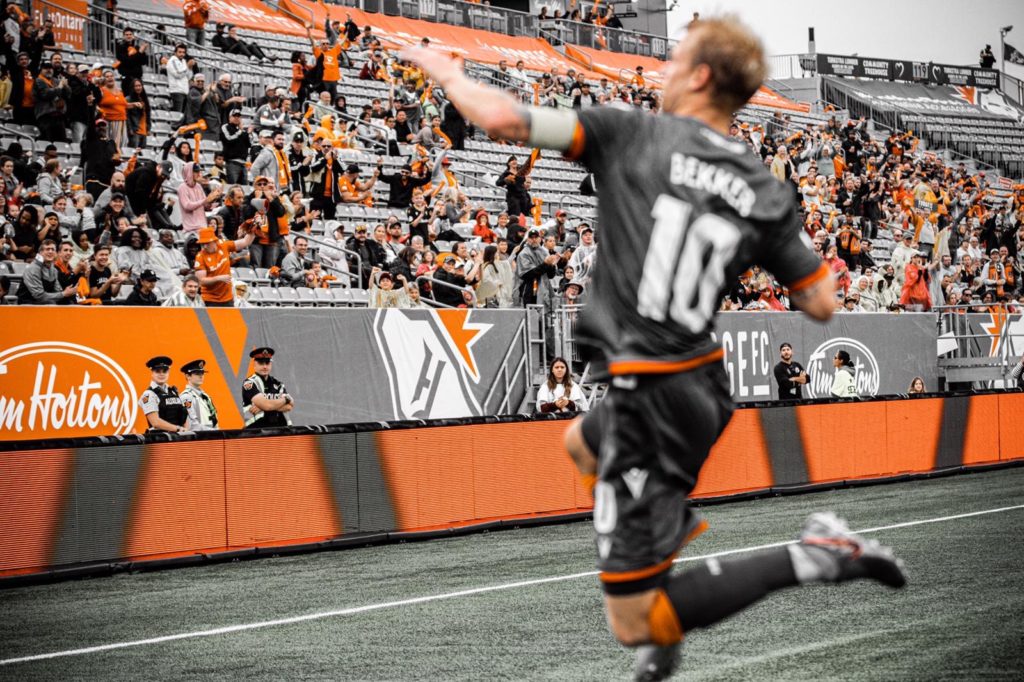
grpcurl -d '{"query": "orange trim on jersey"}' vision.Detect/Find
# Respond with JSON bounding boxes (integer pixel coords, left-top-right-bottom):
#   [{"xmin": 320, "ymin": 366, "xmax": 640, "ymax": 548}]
[
  {"xmin": 608, "ymin": 348, "xmax": 724, "ymax": 377},
  {"xmin": 787, "ymin": 262, "xmax": 831, "ymax": 293},
  {"xmin": 648, "ymin": 589, "xmax": 684, "ymax": 646},
  {"xmin": 564, "ymin": 122, "xmax": 586, "ymax": 161},
  {"xmin": 600, "ymin": 553, "xmax": 676, "ymax": 584},
  {"xmin": 683, "ymin": 518, "xmax": 709, "ymax": 546}
]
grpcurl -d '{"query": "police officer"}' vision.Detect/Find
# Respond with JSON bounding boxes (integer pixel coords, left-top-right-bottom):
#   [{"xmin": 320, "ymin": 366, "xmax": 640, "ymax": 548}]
[
  {"xmin": 180, "ymin": 359, "xmax": 218, "ymax": 431},
  {"xmin": 139, "ymin": 356, "xmax": 190, "ymax": 433},
  {"xmin": 242, "ymin": 347, "xmax": 294, "ymax": 429}
]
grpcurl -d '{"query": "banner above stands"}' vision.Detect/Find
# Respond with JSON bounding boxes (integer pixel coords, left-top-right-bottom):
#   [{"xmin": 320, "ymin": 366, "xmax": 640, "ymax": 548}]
[
  {"xmin": 279, "ymin": 0, "xmax": 604, "ymax": 79},
  {"xmin": 563, "ymin": 43, "xmax": 810, "ymax": 111},
  {"xmin": 815, "ymin": 54, "xmax": 1000, "ymax": 89},
  {"xmin": 118, "ymin": 0, "xmax": 311, "ymax": 37}
]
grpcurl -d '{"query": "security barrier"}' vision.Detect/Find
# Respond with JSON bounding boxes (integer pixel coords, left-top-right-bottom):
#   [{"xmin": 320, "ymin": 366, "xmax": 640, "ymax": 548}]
[{"xmin": 2, "ymin": 391, "xmax": 1022, "ymax": 582}]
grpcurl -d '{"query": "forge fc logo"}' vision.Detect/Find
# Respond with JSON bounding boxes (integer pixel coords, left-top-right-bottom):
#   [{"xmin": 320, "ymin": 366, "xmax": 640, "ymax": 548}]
[
  {"xmin": 804, "ymin": 337, "xmax": 881, "ymax": 399},
  {"xmin": 373, "ymin": 309, "xmax": 492, "ymax": 420}
]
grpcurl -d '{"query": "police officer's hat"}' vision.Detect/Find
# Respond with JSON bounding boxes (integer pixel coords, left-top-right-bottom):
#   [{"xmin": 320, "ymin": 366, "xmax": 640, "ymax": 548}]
[
  {"xmin": 181, "ymin": 359, "xmax": 207, "ymax": 374},
  {"xmin": 249, "ymin": 347, "xmax": 275, "ymax": 360},
  {"xmin": 147, "ymin": 356, "xmax": 173, "ymax": 370}
]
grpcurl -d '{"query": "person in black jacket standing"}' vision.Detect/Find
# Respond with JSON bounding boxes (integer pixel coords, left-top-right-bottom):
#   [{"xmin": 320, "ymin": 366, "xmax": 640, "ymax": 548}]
[
  {"xmin": 67, "ymin": 63, "xmax": 100, "ymax": 144},
  {"xmin": 115, "ymin": 28, "xmax": 148, "ymax": 90},
  {"xmin": 308, "ymin": 139, "xmax": 345, "ymax": 219},
  {"xmin": 287, "ymin": 131, "xmax": 312, "ymax": 194},
  {"xmin": 379, "ymin": 162, "xmax": 430, "ymax": 209},
  {"xmin": 82, "ymin": 120, "xmax": 120, "ymax": 200},
  {"xmin": 219, "ymin": 108, "xmax": 250, "ymax": 185},
  {"xmin": 496, "ymin": 155, "xmax": 531, "ymax": 219}
]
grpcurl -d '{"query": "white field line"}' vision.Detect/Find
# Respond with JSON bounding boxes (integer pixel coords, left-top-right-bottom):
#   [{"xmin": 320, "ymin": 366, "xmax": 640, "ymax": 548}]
[{"xmin": 2, "ymin": 503, "xmax": 1022, "ymax": 667}]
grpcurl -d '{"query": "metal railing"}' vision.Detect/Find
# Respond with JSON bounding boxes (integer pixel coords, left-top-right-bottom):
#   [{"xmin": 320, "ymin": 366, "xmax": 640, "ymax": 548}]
[
  {"xmin": 0, "ymin": 125, "xmax": 36, "ymax": 155},
  {"xmin": 35, "ymin": 0, "xmax": 279, "ymax": 106},
  {"xmin": 301, "ymin": 231, "xmax": 363, "ymax": 287},
  {"xmin": 415, "ymin": 274, "xmax": 477, "ymax": 308},
  {"xmin": 1000, "ymin": 71, "xmax": 1024, "ymax": 108},
  {"xmin": 767, "ymin": 54, "xmax": 816, "ymax": 80},
  {"xmin": 934, "ymin": 303, "xmax": 1024, "ymax": 388}
]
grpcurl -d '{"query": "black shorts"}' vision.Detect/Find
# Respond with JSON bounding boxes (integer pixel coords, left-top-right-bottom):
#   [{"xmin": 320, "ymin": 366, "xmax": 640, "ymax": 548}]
[{"xmin": 581, "ymin": 362, "xmax": 734, "ymax": 595}]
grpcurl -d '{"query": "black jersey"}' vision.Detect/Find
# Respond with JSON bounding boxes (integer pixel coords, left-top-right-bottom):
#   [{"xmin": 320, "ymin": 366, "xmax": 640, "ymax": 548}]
[{"xmin": 567, "ymin": 106, "xmax": 826, "ymax": 375}]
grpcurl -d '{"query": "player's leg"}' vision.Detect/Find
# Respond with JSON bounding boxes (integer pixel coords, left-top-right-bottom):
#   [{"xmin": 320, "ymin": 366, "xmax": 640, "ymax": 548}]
[{"xmin": 564, "ymin": 415, "xmax": 598, "ymax": 492}]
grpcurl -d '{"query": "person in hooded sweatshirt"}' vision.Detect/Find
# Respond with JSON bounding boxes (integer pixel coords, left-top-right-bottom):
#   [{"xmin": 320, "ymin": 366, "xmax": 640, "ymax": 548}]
[
  {"xmin": 177, "ymin": 162, "xmax": 221, "ymax": 235},
  {"xmin": 830, "ymin": 349, "xmax": 858, "ymax": 398}
]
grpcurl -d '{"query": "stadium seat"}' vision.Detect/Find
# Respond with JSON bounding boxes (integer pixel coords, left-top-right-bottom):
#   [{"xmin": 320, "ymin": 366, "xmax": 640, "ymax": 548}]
[
  {"xmin": 276, "ymin": 287, "xmax": 299, "ymax": 306},
  {"xmin": 313, "ymin": 288, "xmax": 334, "ymax": 306},
  {"xmin": 349, "ymin": 289, "xmax": 369, "ymax": 307},
  {"xmin": 331, "ymin": 288, "xmax": 351, "ymax": 306}
]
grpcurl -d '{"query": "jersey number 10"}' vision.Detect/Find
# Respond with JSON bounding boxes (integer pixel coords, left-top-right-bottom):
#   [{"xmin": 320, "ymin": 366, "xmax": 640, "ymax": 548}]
[{"xmin": 636, "ymin": 194, "xmax": 742, "ymax": 333}]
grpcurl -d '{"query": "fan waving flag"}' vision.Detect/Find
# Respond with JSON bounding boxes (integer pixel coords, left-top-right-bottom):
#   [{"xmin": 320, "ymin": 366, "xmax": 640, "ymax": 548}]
[{"xmin": 1006, "ymin": 42, "xmax": 1024, "ymax": 66}]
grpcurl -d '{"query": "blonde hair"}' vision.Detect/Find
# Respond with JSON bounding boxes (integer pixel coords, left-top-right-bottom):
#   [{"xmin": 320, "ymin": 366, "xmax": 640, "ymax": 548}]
[{"xmin": 688, "ymin": 16, "xmax": 767, "ymax": 112}]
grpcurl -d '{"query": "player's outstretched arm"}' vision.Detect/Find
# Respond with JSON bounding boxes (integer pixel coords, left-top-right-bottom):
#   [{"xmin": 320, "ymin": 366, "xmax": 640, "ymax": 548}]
[
  {"xmin": 401, "ymin": 47, "xmax": 554, "ymax": 145},
  {"xmin": 789, "ymin": 274, "xmax": 835, "ymax": 322}
]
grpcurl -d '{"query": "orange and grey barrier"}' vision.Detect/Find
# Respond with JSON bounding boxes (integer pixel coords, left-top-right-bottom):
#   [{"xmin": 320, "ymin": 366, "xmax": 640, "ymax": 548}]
[{"xmin": 1, "ymin": 391, "xmax": 1022, "ymax": 585}]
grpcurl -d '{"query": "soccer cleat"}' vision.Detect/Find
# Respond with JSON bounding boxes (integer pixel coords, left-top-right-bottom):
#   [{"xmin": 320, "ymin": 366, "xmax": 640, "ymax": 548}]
[
  {"xmin": 797, "ymin": 511, "xmax": 907, "ymax": 588},
  {"xmin": 633, "ymin": 643, "xmax": 681, "ymax": 682}
]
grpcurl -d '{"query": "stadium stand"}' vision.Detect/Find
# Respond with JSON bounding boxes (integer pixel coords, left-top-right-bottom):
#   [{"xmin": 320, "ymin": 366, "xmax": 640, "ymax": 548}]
[{"xmin": 1, "ymin": 0, "xmax": 1021, "ymax": 323}]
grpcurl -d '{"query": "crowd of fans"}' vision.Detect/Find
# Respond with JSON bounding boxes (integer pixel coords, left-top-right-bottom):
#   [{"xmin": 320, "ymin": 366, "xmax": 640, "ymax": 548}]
[
  {"xmin": 0, "ymin": 3, "xmax": 1022, "ymax": 317},
  {"xmin": 723, "ymin": 114, "xmax": 1024, "ymax": 313}
]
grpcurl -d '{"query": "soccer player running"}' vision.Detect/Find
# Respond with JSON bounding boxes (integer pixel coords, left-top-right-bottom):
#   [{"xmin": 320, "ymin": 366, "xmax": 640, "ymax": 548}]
[{"xmin": 404, "ymin": 16, "xmax": 906, "ymax": 681}]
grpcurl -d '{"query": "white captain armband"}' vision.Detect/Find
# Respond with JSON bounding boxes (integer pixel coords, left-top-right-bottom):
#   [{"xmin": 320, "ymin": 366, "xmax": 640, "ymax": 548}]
[{"xmin": 525, "ymin": 106, "xmax": 580, "ymax": 152}]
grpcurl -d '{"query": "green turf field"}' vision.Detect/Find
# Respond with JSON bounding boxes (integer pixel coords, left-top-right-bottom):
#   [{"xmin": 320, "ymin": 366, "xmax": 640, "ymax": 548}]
[{"xmin": 2, "ymin": 467, "xmax": 1023, "ymax": 681}]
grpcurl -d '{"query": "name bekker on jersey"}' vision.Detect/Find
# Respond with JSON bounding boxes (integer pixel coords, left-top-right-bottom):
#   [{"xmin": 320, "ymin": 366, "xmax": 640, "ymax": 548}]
[{"xmin": 566, "ymin": 106, "xmax": 825, "ymax": 376}]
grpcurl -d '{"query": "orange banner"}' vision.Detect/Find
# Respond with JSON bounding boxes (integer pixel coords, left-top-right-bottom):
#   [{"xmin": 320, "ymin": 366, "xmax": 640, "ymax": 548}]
[
  {"xmin": 563, "ymin": 43, "xmax": 811, "ymax": 112},
  {"xmin": 0, "ymin": 308, "xmax": 249, "ymax": 439},
  {"xmin": 32, "ymin": 0, "xmax": 87, "ymax": 51},
  {"xmin": 124, "ymin": 0, "xmax": 311, "ymax": 37},
  {"xmin": 280, "ymin": 0, "xmax": 603, "ymax": 78}
]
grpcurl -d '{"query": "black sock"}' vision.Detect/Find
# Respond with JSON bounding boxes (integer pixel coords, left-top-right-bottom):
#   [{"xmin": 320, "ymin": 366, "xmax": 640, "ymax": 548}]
[{"xmin": 663, "ymin": 547, "xmax": 799, "ymax": 631}]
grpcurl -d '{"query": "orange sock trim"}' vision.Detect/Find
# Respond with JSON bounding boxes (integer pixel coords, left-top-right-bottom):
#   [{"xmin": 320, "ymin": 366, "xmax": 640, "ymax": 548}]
[
  {"xmin": 580, "ymin": 473, "xmax": 597, "ymax": 495},
  {"xmin": 648, "ymin": 589, "xmax": 684, "ymax": 646}
]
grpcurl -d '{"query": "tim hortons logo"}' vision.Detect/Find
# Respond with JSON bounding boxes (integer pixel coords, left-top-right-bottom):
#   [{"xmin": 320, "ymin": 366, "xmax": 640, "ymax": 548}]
[
  {"xmin": 805, "ymin": 337, "xmax": 881, "ymax": 399},
  {"xmin": 0, "ymin": 342, "xmax": 138, "ymax": 435}
]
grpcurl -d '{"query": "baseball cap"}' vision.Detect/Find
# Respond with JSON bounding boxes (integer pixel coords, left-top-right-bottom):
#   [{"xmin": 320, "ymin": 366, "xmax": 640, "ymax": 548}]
[
  {"xmin": 229, "ymin": 108, "xmax": 242, "ymax": 117},
  {"xmin": 346, "ymin": 163, "xmax": 362, "ymax": 174},
  {"xmin": 443, "ymin": 255, "xmax": 457, "ymax": 264},
  {"xmin": 555, "ymin": 209, "xmax": 567, "ymax": 217},
  {"xmin": 527, "ymin": 226, "xmax": 543, "ymax": 236},
  {"xmin": 441, "ymin": 157, "xmax": 451, "ymax": 165},
  {"xmin": 139, "ymin": 269, "xmax": 159, "ymax": 282}
]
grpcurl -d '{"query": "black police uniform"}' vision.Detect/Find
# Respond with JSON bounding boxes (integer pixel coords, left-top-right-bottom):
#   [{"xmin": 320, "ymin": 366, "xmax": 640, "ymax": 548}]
[
  {"xmin": 139, "ymin": 356, "xmax": 188, "ymax": 431},
  {"xmin": 242, "ymin": 348, "xmax": 293, "ymax": 429}
]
